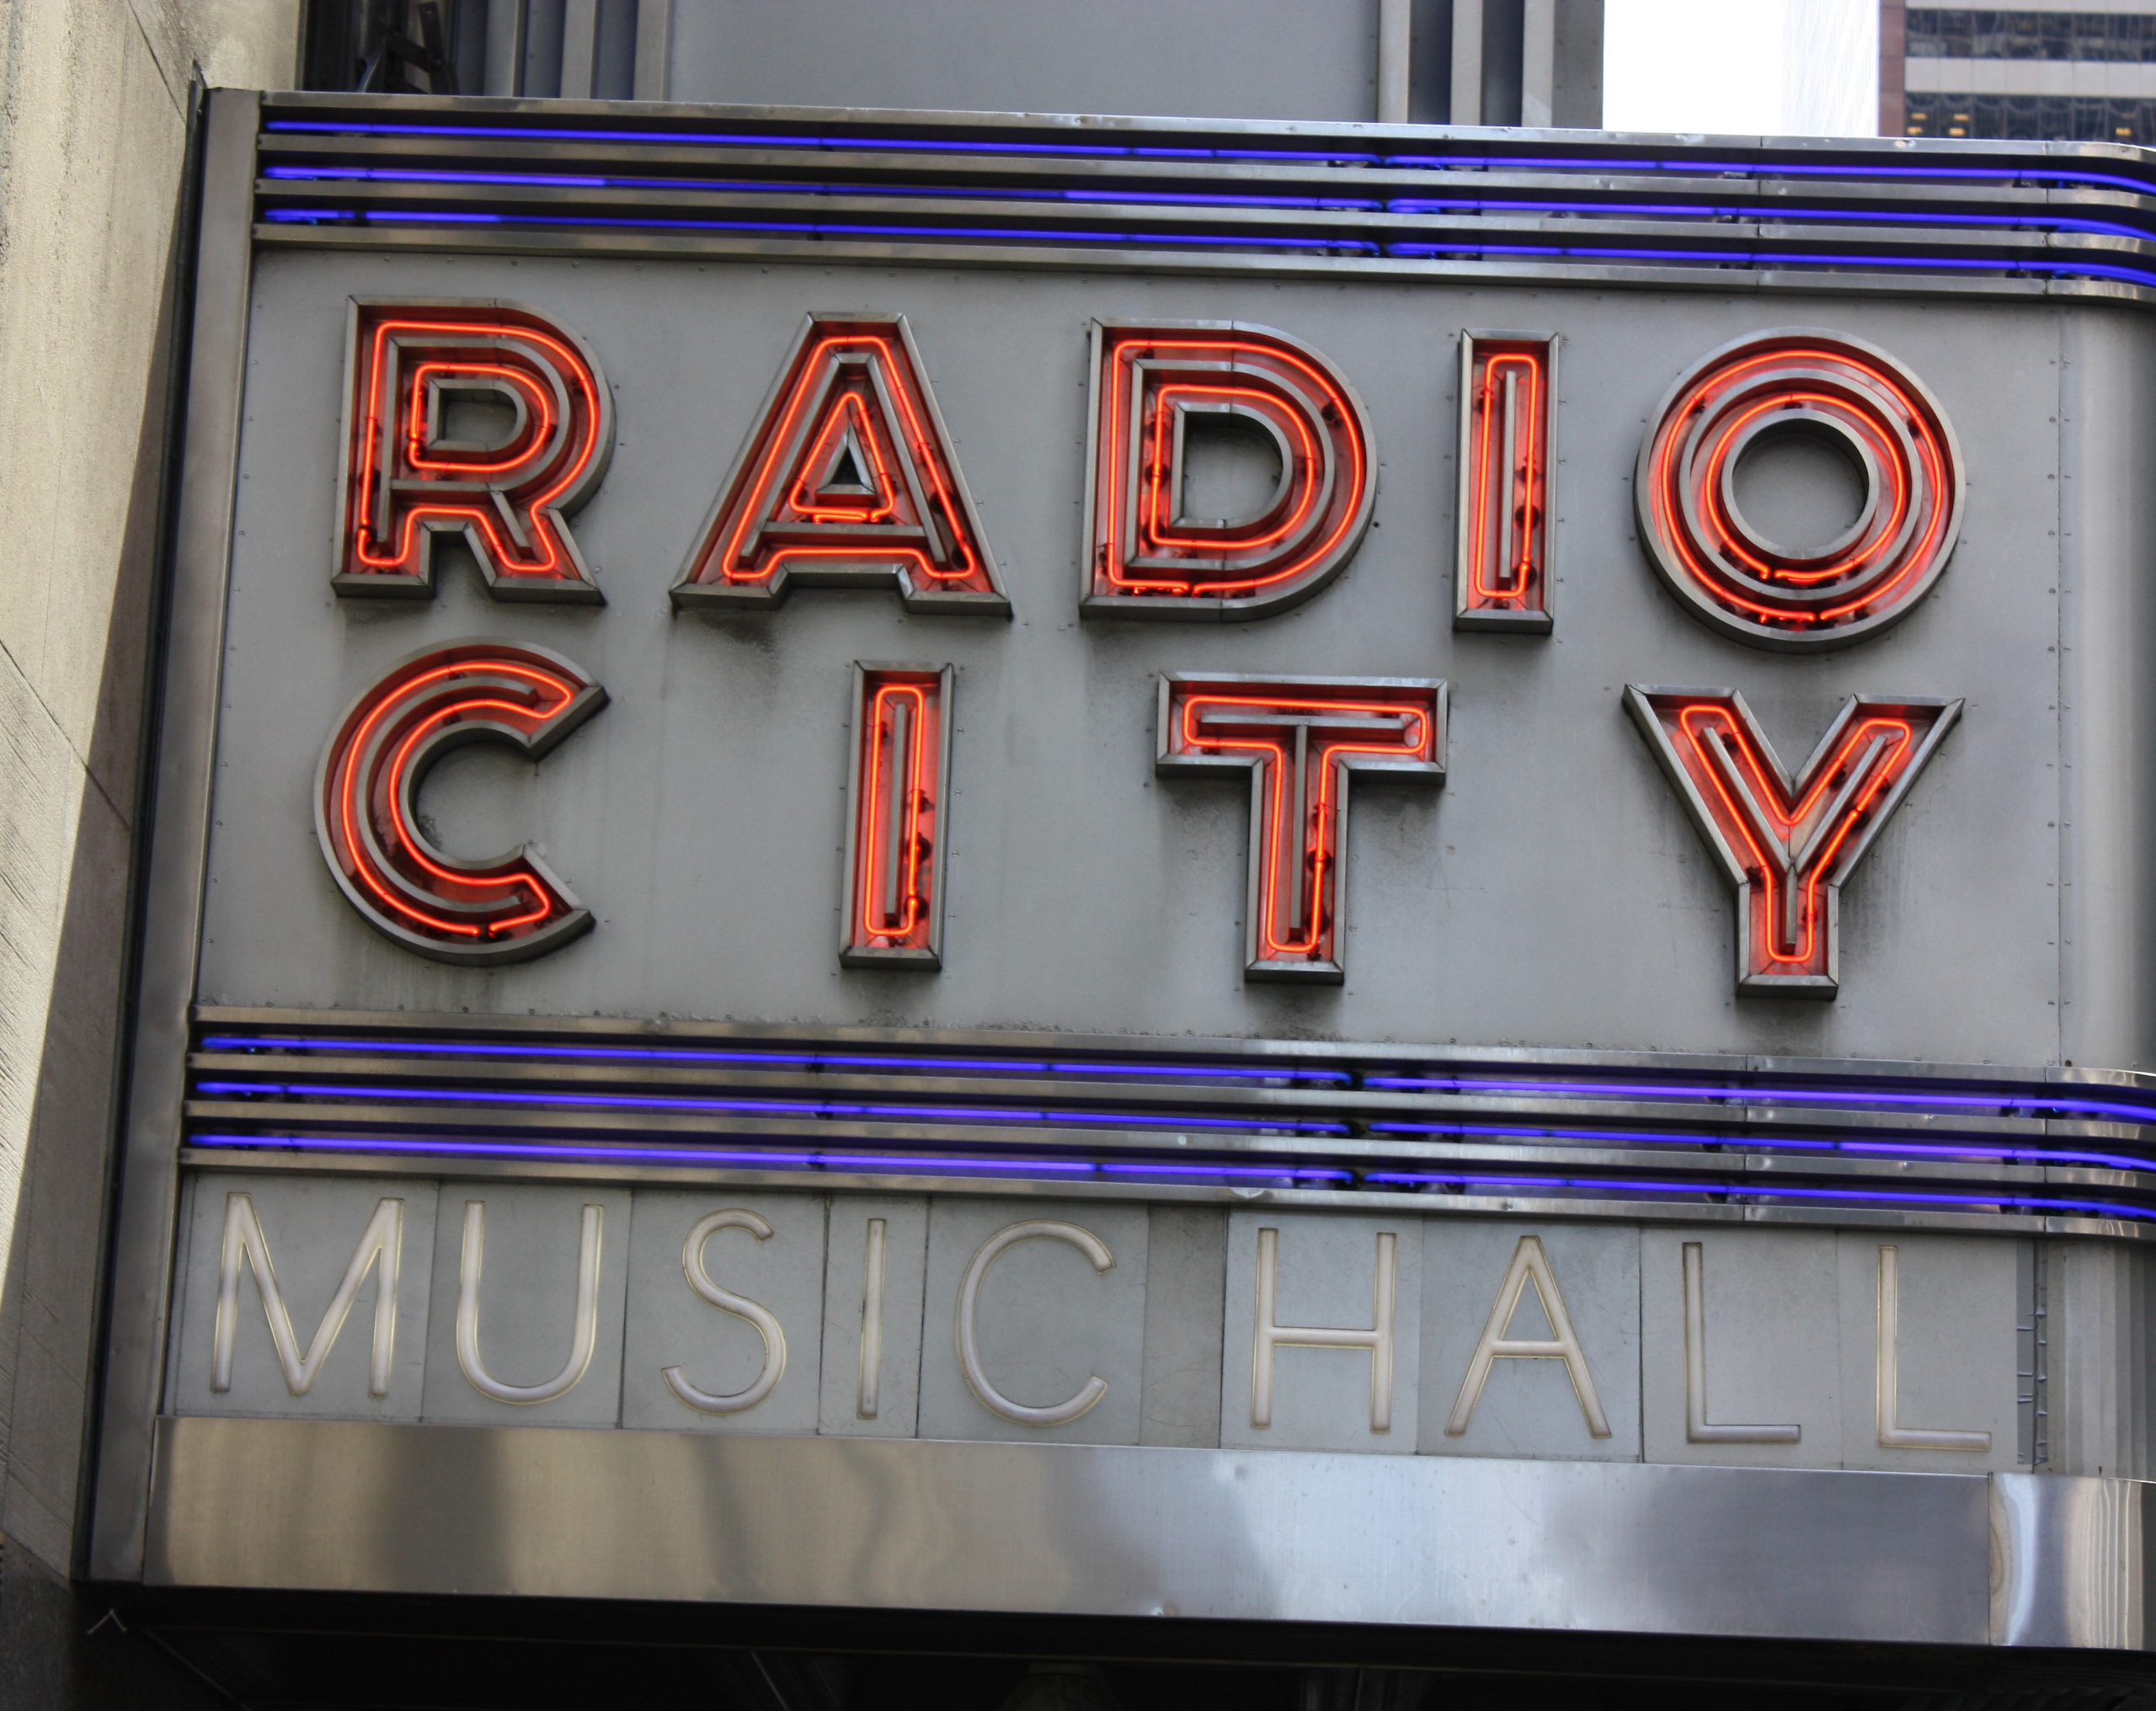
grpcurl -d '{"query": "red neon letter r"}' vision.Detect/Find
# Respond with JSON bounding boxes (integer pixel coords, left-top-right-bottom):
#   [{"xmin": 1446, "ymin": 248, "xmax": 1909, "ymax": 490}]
[{"xmin": 337, "ymin": 301, "xmax": 612, "ymax": 602}]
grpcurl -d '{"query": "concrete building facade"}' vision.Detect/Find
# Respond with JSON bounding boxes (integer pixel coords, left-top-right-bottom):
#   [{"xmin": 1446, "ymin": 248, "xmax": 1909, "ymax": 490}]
[{"xmin": 0, "ymin": 4, "xmax": 296, "ymax": 1703}]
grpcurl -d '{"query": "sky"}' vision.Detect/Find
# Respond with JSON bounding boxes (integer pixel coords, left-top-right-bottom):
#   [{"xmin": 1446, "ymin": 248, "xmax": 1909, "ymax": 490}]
[{"xmin": 1604, "ymin": 0, "xmax": 1880, "ymax": 138}]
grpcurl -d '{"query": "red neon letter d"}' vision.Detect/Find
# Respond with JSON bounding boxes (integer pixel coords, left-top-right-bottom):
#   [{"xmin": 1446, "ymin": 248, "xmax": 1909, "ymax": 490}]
[{"xmin": 1084, "ymin": 321, "xmax": 1375, "ymax": 621}]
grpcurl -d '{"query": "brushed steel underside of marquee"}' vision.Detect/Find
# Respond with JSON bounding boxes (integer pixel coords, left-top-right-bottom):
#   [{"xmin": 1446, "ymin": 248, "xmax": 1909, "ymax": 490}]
[{"xmin": 142, "ymin": 1416, "xmax": 2153, "ymax": 1651}]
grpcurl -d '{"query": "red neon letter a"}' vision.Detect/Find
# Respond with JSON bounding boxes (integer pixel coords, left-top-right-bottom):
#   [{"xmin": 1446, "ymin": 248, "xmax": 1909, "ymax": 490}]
[
  {"xmin": 673, "ymin": 314, "xmax": 1007, "ymax": 615},
  {"xmin": 1627, "ymin": 686, "xmax": 1960, "ymax": 997},
  {"xmin": 338, "ymin": 301, "xmax": 612, "ymax": 602}
]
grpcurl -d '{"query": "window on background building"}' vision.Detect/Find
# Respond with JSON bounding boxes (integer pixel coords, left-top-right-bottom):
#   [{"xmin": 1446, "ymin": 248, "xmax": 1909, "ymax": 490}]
[
  {"xmin": 1907, "ymin": 8, "xmax": 2156, "ymax": 62},
  {"xmin": 1903, "ymin": 88, "xmax": 2156, "ymax": 144}
]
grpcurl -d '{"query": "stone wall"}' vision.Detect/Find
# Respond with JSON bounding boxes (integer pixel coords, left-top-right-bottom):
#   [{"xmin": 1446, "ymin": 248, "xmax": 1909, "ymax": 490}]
[{"xmin": 0, "ymin": 0, "xmax": 296, "ymax": 1656}]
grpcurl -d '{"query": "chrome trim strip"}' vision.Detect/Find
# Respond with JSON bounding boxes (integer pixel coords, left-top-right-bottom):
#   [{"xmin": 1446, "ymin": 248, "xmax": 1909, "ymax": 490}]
[
  {"xmin": 147, "ymin": 1415, "xmax": 2055, "ymax": 1646},
  {"xmin": 187, "ymin": 1002, "xmax": 2156, "ymax": 1089},
  {"xmin": 176, "ymin": 1011, "xmax": 2156, "ymax": 1236},
  {"xmin": 1992, "ymin": 1473, "xmax": 2155, "ymax": 1649},
  {"xmin": 241, "ymin": 93, "xmax": 2156, "ymax": 303}
]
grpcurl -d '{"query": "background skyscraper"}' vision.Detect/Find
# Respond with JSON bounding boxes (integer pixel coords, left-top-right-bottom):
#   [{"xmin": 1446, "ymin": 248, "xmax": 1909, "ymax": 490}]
[{"xmin": 1886, "ymin": 2, "xmax": 2156, "ymax": 142}]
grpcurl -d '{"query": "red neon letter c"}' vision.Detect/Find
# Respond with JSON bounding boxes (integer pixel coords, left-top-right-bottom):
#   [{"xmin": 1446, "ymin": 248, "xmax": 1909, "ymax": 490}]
[{"xmin": 315, "ymin": 642, "xmax": 606, "ymax": 965}]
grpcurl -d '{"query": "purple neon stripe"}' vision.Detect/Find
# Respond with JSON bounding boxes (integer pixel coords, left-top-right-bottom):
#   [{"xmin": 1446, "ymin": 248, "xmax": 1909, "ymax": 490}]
[
  {"xmin": 184, "ymin": 1132, "xmax": 1348, "ymax": 1180},
  {"xmin": 1364, "ymin": 1120, "xmax": 2153, "ymax": 1175},
  {"xmin": 193, "ymin": 1033, "xmax": 1350, "ymax": 1083},
  {"xmin": 262, "ymin": 165, "xmax": 1388, "ymax": 211},
  {"xmin": 257, "ymin": 120, "xmax": 2156, "ymax": 195},
  {"xmin": 189, "ymin": 1080, "xmax": 2156, "ymax": 1173},
  {"xmin": 1366, "ymin": 1074, "xmax": 2156, "ymax": 1125},
  {"xmin": 253, "ymin": 206, "xmax": 2156, "ymax": 290},
  {"xmin": 259, "ymin": 119, "xmax": 1371, "ymax": 161},
  {"xmin": 260, "ymin": 206, "xmax": 1382, "ymax": 252},
  {"xmin": 1359, "ymin": 1170, "xmax": 2153, "ymax": 1220},
  {"xmin": 256, "ymin": 165, "xmax": 2156, "ymax": 240},
  {"xmin": 1384, "ymin": 240, "xmax": 2156, "ymax": 287},
  {"xmin": 179, "ymin": 1132, "xmax": 2151, "ymax": 1216},
  {"xmin": 1401, "ymin": 153, "xmax": 2156, "ymax": 195},
  {"xmin": 1385, "ymin": 197, "xmax": 2152, "ymax": 240},
  {"xmin": 189, "ymin": 1079, "xmax": 1353, "ymax": 1134},
  {"xmin": 194, "ymin": 1037, "xmax": 2156, "ymax": 1127},
  {"xmin": 264, "ymin": 165, "xmax": 613, "ymax": 188}
]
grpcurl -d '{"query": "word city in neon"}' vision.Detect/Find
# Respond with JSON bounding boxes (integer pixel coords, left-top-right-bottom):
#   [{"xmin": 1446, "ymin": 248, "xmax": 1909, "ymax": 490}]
[{"xmin": 321, "ymin": 301, "xmax": 1972, "ymax": 997}]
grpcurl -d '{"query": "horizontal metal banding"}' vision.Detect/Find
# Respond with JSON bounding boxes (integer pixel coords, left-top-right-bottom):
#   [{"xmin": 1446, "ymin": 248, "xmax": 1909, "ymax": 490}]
[
  {"xmin": 152, "ymin": 1417, "xmax": 2040, "ymax": 1643},
  {"xmin": 139, "ymin": 1418, "xmax": 2156, "ymax": 1650},
  {"xmin": 250, "ymin": 93, "xmax": 2156, "ymax": 301},
  {"xmin": 184, "ymin": 1010, "xmax": 2156, "ymax": 1234}
]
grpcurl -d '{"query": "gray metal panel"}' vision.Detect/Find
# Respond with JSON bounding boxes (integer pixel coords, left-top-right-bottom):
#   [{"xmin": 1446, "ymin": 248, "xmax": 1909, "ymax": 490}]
[
  {"xmin": 2057, "ymin": 306, "xmax": 2156, "ymax": 1074},
  {"xmin": 417, "ymin": 1183, "xmax": 633, "ymax": 1427},
  {"xmin": 664, "ymin": 0, "xmax": 1382, "ymax": 125},
  {"xmin": 1640, "ymin": 1228, "xmax": 1841, "ymax": 1468},
  {"xmin": 621, "ymin": 1190, "xmax": 828, "ymax": 1434},
  {"xmin": 168, "ymin": 1173, "xmax": 439, "ymax": 1422},
  {"xmin": 200, "ymin": 256, "xmax": 2067, "ymax": 1068},
  {"xmin": 144, "ymin": 1415, "xmax": 2009, "ymax": 1644},
  {"xmin": 1139, "ymin": 1207, "xmax": 1227, "ymax": 1448},
  {"xmin": 1993, "ymin": 1472, "xmax": 2155, "ymax": 1648},
  {"xmin": 1833, "ymin": 1232, "xmax": 2024, "ymax": 1474},
  {"xmin": 1219, "ymin": 1210, "xmax": 1424, "ymax": 1453},
  {"xmin": 915, "ymin": 1198, "xmax": 1150, "ymax": 1445},
  {"xmin": 1418, "ymin": 1218, "xmax": 1641, "ymax": 1461},
  {"xmin": 87, "ymin": 90, "xmax": 261, "ymax": 1584},
  {"xmin": 818, "ymin": 1195, "xmax": 929, "ymax": 1437}
]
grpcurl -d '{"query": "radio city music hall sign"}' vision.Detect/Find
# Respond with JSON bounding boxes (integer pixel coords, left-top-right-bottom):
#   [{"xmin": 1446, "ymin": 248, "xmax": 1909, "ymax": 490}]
[{"xmin": 318, "ymin": 302, "xmax": 1969, "ymax": 997}]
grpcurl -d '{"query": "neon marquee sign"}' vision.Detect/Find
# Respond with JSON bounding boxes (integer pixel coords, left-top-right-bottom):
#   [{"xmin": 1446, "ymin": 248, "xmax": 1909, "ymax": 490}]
[
  {"xmin": 317, "ymin": 301, "xmax": 1972, "ymax": 997},
  {"xmin": 673, "ymin": 313, "xmax": 1006, "ymax": 614}
]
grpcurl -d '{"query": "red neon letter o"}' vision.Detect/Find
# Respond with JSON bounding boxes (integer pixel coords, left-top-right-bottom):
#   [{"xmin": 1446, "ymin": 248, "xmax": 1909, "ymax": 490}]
[{"xmin": 1634, "ymin": 330, "xmax": 1963, "ymax": 650}]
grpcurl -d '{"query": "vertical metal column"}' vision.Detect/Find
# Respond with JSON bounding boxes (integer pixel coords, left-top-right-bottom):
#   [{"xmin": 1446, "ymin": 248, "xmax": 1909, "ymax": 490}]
[
  {"xmin": 1378, "ymin": 0, "xmax": 1413, "ymax": 122},
  {"xmin": 1451, "ymin": 0, "xmax": 1485, "ymax": 123},
  {"xmin": 86, "ymin": 89, "xmax": 259, "ymax": 1583}
]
